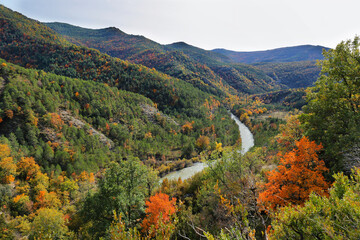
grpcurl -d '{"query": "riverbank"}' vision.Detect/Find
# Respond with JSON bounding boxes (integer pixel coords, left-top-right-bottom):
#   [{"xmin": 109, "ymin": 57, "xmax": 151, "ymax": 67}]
[{"xmin": 161, "ymin": 113, "xmax": 254, "ymax": 181}]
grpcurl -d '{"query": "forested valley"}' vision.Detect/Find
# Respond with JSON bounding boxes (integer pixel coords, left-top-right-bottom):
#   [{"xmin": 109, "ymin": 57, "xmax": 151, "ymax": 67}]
[{"xmin": 0, "ymin": 4, "xmax": 360, "ymax": 240}]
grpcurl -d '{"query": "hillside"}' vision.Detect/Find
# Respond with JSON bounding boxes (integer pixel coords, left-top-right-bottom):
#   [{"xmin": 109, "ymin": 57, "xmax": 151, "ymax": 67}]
[
  {"xmin": 253, "ymin": 61, "xmax": 321, "ymax": 88},
  {"xmin": 0, "ymin": 58, "xmax": 240, "ymax": 173},
  {"xmin": 213, "ymin": 45, "xmax": 329, "ymax": 64},
  {"xmin": 45, "ymin": 22, "xmax": 236, "ymax": 96},
  {"xmin": 0, "ymin": 6, "xmax": 220, "ymax": 115},
  {"xmin": 0, "ymin": 5, "xmax": 241, "ymax": 167},
  {"xmin": 0, "ymin": 58, "xmax": 150, "ymax": 174}
]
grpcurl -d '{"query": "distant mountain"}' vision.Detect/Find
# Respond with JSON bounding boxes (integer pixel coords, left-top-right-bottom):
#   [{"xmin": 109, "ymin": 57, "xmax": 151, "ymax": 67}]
[
  {"xmin": 45, "ymin": 22, "xmax": 238, "ymax": 96},
  {"xmin": 253, "ymin": 61, "xmax": 321, "ymax": 89},
  {"xmin": 212, "ymin": 45, "xmax": 330, "ymax": 64},
  {"xmin": 46, "ymin": 22, "xmax": 283, "ymax": 94},
  {"xmin": 164, "ymin": 41, "xmax": 282, "ymax": 93},
  {"xmin": 166, "ymin": 41, "xmax": 231, "ymax": 65}
]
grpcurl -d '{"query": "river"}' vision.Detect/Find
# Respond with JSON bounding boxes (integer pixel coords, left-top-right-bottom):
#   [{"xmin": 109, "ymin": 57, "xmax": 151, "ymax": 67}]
[{"xmin": 161, "ymin": 113, "xmax": 254, "ymax": 181}]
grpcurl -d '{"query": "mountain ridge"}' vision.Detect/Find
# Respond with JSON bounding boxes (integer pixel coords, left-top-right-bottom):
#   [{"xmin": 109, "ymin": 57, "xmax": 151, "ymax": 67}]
[
  {"xmin": 45, "ymin": 22, "xmax": 286, "ymax": 94},
  {"xmin": 212, "ymin": 45, "xmax": 330, "ymax": 64}
]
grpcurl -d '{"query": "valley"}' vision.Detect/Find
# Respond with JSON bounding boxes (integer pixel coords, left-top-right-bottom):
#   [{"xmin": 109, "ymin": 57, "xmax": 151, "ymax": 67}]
[{"xmin": 162, "ymin": 112, "xmax": 254, "ymax": 181}]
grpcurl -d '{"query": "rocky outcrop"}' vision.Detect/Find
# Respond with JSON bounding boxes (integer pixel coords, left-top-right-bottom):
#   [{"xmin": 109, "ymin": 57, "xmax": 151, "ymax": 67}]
[
  {"xmin": 59, "ymin": 110, "xmax": 114, "ymax": 149},
  {"xmin": 140, "ymin": 103, "xmax": 179, "ymax": 126}
]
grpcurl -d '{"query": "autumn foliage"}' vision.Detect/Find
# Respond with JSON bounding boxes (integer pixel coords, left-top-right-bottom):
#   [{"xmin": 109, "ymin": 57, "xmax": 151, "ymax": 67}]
[
  {"xmin": 195, "ymin": 135, "xmax": 210, "ymax": 151},
  {"xmin": 0, "ymin": 144, "xmax": 16, "ymax": 183},
  {"xmin": 16, "ymin": 157, "xmax": 41, "ymax": 181},
  {"xmin": 258, "ymin": 136, "xmax": 329, "ymax": 210},
  {"xmin": 43, "ymin": 113, "xmax": 64, "ymax": 130},
  {"xmin": 181, "ymin": 121, "xmax": 194, "ymax": 134},
  {"xmin": 141, "ymin": 192, "xmax": 176, "ymax": 235}
]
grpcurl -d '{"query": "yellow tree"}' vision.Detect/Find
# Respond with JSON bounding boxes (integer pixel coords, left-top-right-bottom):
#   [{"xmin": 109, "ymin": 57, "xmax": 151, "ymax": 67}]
[
  {"xmin": 29, "ymin": 208, "xmax": 71, "ymax": 239},
  {"xmin": 0, "ymin": 144, "xmax": 16, "ymax": 183},
  {"xmin": 196, "ymin": 135, "xmax": 210, "ymax": 151}
]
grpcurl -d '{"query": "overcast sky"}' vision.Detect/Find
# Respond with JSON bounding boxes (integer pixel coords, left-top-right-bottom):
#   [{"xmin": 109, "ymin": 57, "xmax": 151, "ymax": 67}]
[{"xmin": 2, "ymin": 0, "xmax": 360, "ymax": 51}]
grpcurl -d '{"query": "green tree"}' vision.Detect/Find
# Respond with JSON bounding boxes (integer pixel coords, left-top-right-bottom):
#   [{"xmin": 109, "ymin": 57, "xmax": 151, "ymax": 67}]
[
  {"xmin": 301, "ymin": 36, "xmax": 360, "ymax": 172},
  {"xmin": 0, "ymin": 214, "xmax": 14, "ymax": 240},
  {"xmin": 81, "ymin": 158, "xmax": 158, "ymax": 238},
  {"xmin": 270, "ymin": 168, "xmax": 360, "ymax": 239},
  {"xmin": 42, "ymin": 144, "xmax": 54, "ymax": 162},
  {"xmin": 29, "ymin": 208, "xmax": 71, "ymax": 240}
]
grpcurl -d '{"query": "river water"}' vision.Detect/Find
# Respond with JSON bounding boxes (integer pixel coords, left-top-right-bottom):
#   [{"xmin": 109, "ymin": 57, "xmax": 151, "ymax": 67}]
[{"xmin": 161, "ymin": 113, "xmax": 254, "ymax": 181}]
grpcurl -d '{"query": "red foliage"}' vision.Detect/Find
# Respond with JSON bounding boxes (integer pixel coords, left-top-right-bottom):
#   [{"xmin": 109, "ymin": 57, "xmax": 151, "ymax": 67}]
[
  {"xmin": 258, "ymin": 136, "xmax": 329, "ymax": 210},
  {"xmin": 141, "ymin": 192, "xmax": 176, "ymax": 235}
]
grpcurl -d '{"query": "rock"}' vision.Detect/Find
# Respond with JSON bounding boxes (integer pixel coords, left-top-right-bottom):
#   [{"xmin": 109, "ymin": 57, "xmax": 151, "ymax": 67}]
[
  {"xmin": 140, "ymin": 103, "xmax": 179, "ymax": 126},
  {"xmin": 59, "ymin": 110, "xmax": 114, "ymax": 149}
]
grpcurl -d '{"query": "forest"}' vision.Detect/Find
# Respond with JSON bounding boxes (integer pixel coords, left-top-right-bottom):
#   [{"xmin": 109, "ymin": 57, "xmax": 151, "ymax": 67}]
[{"xmin": 1, "ymin": 4, "xmax": 360, "ymax": 240}]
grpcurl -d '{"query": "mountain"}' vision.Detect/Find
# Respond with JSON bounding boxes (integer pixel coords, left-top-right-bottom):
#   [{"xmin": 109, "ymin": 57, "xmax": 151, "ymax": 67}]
[
  {"xmin": 45, "ymin": 22, "xmax": 234, "ymax": 96},
  {"xmin": 165, "ymin": 41, "xmax": 231, "ymax": 65},
  {"xmin": 0, "ymin": 5, "xmax": 211, "ymax": 114},
  {"xmin": 212, "ymin": 45, "xmax": 329, "ymax": 64},
  {"xmin": 253, "ymin": 61, "xmax": 321, "ymax": 89},
  {"xmin": 212, "ymin": 45, "xmax": 327, "ymax": 88},
  {"xmin": 0, "ymin": 5, "xmax": 241, "ymax": 173},
  {"xmin": 44, "ymin": 22, "xmax": 166, "ymax": 60},
  {"xmin": 46, "ymin": 22, "xmax": 283, "ymax": 94}
]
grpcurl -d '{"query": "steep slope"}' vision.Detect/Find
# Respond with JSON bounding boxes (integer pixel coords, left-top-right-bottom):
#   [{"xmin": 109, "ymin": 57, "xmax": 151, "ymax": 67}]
[
  {"xmin": 213, "ymin": 45, "xmax": 329, "ymax": 64},
  {"xmin": 45, "ymin": 22, "xmax": 165, "ymax": 60},
  {"xmin": 0, "ymin": 5, "xmax": 213, "ymax": 116},
  {"xmin": 0, "ymin": 59, "xmax": 159, "ymax": 173},
  {"xmin": 211, "ymin": 64, "xmax": 283, "ymax": 94},
  {"xmin": 0, "ymin": 58, "xmax": 240, "ymax": 175},
  {"xmin": 46, "ymin": 22, "xmax": 282, "ymax": 94}
]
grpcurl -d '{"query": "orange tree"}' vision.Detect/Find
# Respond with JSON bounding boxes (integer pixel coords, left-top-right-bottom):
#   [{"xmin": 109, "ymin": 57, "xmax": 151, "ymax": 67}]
[
  {"xmin": 258, "ymin": 136, "xmax": 329, "ymax": 210},
  {"xmin": 141, "ymin": 192, "xmax": 176, "ymax": 237}
]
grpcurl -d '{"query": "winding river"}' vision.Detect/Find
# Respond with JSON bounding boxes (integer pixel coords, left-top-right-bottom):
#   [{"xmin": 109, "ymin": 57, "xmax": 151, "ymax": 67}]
[{"xmin": 162, "ymin": 113, "xmax": 254, "ymax": 181}]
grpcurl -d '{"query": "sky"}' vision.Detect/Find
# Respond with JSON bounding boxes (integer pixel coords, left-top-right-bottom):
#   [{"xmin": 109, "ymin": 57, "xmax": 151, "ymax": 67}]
[{"xmin": 2, "ymin": 0, "xmax": 360, "ymax": 51}]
